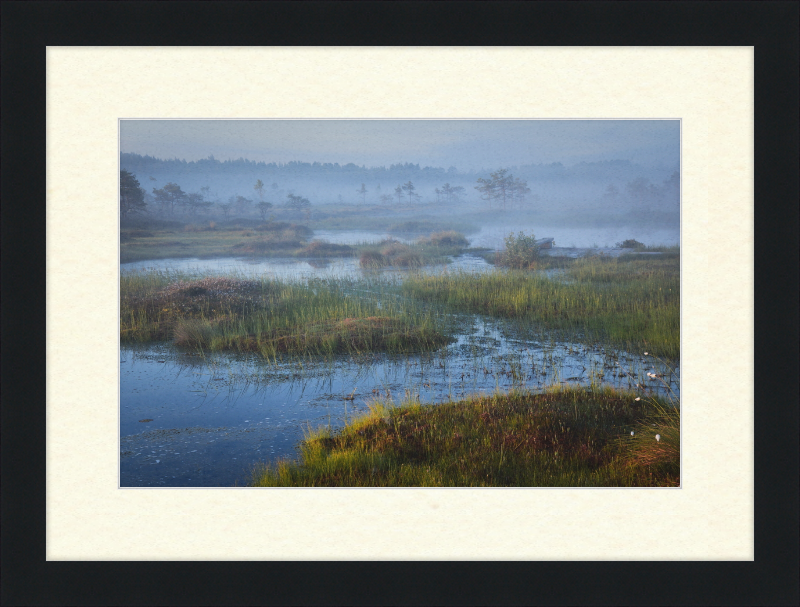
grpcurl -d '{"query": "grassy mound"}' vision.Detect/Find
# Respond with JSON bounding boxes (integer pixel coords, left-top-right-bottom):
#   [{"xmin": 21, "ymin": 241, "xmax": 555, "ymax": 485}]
[
  {"xmin": 357, "ymin": 234, "xmax": 467, "ymax": 269},
  {"xmin": 121, "ymin": 276, "xmax": 268, "ymax": 341},
  {"xmin": 250, "ymin": 387, "xmax": 679, "ymax": 487},
  {"xmin": 417, "ymin": 230, "xmax": 469, "ymax": 248}
]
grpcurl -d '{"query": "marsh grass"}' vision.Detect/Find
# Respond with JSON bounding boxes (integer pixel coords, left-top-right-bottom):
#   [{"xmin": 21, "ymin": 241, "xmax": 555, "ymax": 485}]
[
  {"xmin": 120, "ymin": 222, "xmax": 315, "ymax": 263},
  {"xmin": 400, "ymin": 254, "xmax": 680, "ymax": 359},
  {"xmin": 250, "ymin": 386, "xmax": 679, "ymax": 487},
  {"xmin": 120, "ymin": 271, "xmax": 451, "ymax": 357},
  {"xmin": 358, "ymin": 233, "xmax": 469, "ymax": 269},
  {"xmin": 622, "ymin": 399, "xmax": 680, "ymax": 474}
]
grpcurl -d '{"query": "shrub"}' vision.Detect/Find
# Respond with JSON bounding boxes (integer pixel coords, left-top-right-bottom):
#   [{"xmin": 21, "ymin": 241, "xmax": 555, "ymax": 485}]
[
  {"xmin": 496, "ymin": 231, "xmax": 540, "ymax": 269},
  {"xmin": 615, "ymin": 239, "xmax": 645, "ymax": 249}
]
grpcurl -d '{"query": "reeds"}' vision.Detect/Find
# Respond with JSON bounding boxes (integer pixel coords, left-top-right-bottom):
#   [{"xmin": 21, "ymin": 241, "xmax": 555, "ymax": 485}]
[
  {"xmin": 120, "ymin": 270, "xmax": 451, "ymax": 357},
  {"xmin": 401, "ymin": 254, "xmax": 680, "ymax": 360}
]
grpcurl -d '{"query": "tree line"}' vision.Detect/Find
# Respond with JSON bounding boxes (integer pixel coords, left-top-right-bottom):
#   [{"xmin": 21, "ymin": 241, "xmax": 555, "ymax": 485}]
[
  {"xmin": 120, "ymin": 168, "xmax": 536, "ymax": 219},
  {"xmin": 120, "ymin": 170, "xmax": 308, "ymax": 220},
  {"xmin": 121, "ymin": 165, "xmax": 676, "ymax": 219}
]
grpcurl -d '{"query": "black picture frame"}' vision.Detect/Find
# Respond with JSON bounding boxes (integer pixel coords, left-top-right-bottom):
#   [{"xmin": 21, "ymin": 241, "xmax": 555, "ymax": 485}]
[{"xmin": 2, "ymin": 2, "xmax": 797, "ymax": 605}]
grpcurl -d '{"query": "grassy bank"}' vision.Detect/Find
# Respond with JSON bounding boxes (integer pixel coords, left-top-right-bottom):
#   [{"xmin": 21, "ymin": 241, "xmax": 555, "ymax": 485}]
[
  {"xmin": 250, "ymin": 386, "xmax": 679, "ymax": 487},
  {"xmin": 120, "ymin": 221, "xmax": 317, "ymax": 263},
  {"xmin": 400, "ymin": 254, "xmax": 680, "ymax": 360},
  {"xmin": 120, "ymin": 221, "xmax": 471, "ymax": 265},
  {"xmin": 120, "ymin": 271, "xmax": 451, "ymax": 357}
]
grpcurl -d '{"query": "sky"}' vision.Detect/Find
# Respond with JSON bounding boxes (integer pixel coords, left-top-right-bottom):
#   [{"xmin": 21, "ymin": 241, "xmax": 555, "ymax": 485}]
[{"xmin": 120, "ymin": 120, "xmax": 680, "ymax": 172}]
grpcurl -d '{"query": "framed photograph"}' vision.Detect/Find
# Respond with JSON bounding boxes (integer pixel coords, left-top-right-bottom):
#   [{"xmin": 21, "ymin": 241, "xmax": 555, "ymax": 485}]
[{"xmin": 3, "ymin": 2, "xmax": 796, "ymax": 605}]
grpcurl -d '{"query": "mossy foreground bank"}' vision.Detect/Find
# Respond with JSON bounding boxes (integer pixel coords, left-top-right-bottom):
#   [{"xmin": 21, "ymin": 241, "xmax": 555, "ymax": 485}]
[{"xmin": 250, "ymin": 387, "xmax": 679, "ymax": 487}]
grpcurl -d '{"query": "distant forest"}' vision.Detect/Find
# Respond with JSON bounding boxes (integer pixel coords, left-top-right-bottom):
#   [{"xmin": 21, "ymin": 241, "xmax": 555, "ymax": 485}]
[{"xmin": 120, "ymin": 152, "xmax": 678, "ymax": 210}]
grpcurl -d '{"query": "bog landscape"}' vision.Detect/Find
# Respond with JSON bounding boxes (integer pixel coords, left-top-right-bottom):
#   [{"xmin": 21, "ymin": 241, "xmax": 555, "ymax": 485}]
[{"xmin": 120, "ymin": 120, "xmax": 680, "ymax": 487}]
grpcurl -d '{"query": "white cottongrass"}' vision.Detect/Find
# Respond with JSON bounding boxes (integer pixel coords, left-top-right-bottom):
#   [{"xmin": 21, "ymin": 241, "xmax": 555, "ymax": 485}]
[
  {"xmin": 655, "ymin": 434, "xmax": 661, "ymax": 442},
  {"xmin": 635, "ymin": 397, "xmax": 641, "ymax": 401},
  {"xmin": 631, "ymin": 431, "xmax": 635, "ymax": 436},
  {"xmin": 644, "ymin": 352, "xmax": 649, "ymax": 355}
]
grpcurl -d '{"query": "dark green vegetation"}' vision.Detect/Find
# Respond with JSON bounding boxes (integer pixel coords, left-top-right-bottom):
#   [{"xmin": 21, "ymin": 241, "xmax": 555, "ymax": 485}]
[
  {"xmin": 120, "ymin": 273, "xmax": 451, "ymax": 357},
  {"xmin": 119, "ymin": 170, "xmax": 147, "ymax": 218},
  {"xmin": 250, "ymin": 387, "xmax": 679, "ymax": 487},
  {"xmin": 616, "ymin": 238, "xmax": 645, "ymax": 249},
  {"xmin": 401, "ymin": 253, "xmax": 680, "ymax": 360}
]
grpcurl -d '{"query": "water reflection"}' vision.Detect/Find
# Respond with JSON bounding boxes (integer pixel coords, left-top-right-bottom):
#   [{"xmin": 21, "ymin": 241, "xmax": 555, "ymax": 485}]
[
  {"xmin": 121, "ymin": 252, "xmax": 493, "ymax": 278},
  {"xmin": 121, "ymin": 315, "xmax": 678, "ymax": 488}
]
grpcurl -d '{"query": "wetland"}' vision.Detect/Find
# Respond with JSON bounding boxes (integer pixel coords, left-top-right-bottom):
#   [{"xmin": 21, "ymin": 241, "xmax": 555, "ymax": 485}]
[{"xmin": 120, "ymin": 222, "xmax": 680, "ymax": 487}]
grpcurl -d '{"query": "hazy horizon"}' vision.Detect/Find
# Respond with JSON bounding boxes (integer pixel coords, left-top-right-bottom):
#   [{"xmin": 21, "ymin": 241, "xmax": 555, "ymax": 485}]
[{"xmin": 121, "ymin": 119, "xmax": 680, "ymax": 173}]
